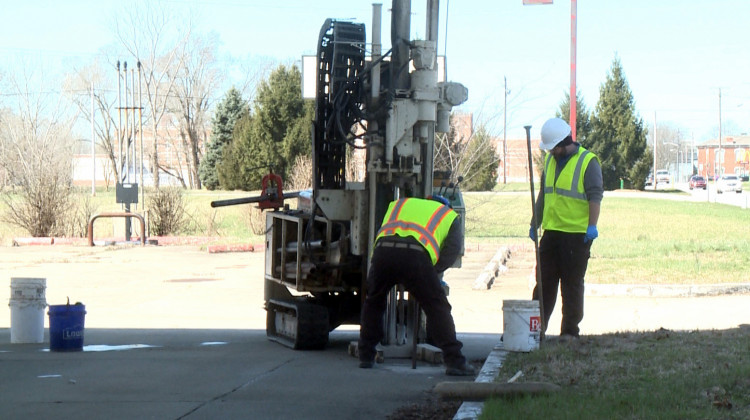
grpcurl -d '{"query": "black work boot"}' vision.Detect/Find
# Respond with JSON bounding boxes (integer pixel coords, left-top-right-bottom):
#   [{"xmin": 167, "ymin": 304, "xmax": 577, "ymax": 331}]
[{"xmin": 445, "ymin": 362, "xmax": 477, "ymax": 376}]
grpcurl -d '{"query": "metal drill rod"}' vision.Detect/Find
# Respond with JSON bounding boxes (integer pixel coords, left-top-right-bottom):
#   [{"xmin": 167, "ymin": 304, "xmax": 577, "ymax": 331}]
[{"xmin": 524, "ymin": 125, "xmax": 545, "ymax": 345}]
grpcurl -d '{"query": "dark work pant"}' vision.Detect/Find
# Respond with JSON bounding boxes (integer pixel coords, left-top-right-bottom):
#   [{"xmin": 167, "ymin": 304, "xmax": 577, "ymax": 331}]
[
  {"xmin": 532, "ymin": 230, "xmax": 592, "ymax": 337},
  {"xmin": 358, "ymin": 246, "xmax": 466, "ymax": 368}
]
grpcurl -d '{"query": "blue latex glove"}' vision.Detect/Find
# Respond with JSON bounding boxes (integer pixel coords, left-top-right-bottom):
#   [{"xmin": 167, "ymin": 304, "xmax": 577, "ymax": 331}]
[
  {"xmin": 584, "ymin": 225, "xmax": 598, "ymax": 243},
  {"xmin": 529, "ymin": 226, "xmax": 537, "ymax": 242}
]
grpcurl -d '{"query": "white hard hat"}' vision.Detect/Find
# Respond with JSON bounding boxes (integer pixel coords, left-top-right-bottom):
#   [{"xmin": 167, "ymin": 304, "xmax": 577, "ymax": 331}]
[{"xmin": 539, "ymin": 118, "xmax": 572, "ymax": 150}]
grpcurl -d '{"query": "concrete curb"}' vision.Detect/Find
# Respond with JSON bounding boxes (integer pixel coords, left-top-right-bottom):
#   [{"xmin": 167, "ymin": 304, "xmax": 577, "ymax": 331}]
[
  {"xmin": 207, "ymin": 243, "xmax": 257, "ymax": 253},
  {"xmin": 453, "ymin": 342, "xmax": 507, "ymax": 420},
  {"xmin": 586, "ymin": 283, "xmax": 750, "ymax": 297}
]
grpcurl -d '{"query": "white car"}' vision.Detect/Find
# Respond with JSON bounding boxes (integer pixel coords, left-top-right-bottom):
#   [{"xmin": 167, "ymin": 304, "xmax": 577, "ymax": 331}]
[
  {"xmin": 655, "ymin": 169, "xmax": 670, "ymax": 184},
  {"xmin": 716, "ymin": 174, "xmax": 742, "ymax": 194}
]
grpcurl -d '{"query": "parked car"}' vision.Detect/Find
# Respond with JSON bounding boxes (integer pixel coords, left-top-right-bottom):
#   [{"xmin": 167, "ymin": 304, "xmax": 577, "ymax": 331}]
[
  {"xmin": 655, "ymin": 169, "xmax": 670, "ymax": 184},
  {"xmin": 689, "ymin": 175, "xmax": 707, "ymax": 190},
  {"xmin": 716, "ymin": 174, "xmax": 742, "ymax": 194}
]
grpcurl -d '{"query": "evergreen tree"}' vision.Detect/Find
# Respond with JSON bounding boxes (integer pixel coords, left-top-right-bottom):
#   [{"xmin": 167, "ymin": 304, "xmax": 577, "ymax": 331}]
[
  {"xmin": 588, "ymin": 56, "xmax": 651, "ymax": 190},
  {"xmin": 198, "ymin": 87, "xmax": 247, "ymax": 190},
  {"xmin": 556, "ymin": 90, "xmax": 593, "ymax": 146},
  {"xmin": 218, "ymin": 65, "xmax": 312, "ymax": 190}
]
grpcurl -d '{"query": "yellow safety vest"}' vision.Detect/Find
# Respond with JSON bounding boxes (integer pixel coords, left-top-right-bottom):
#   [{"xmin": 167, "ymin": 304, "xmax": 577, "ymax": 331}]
[
  {"xmin": 542, "ymin": 146, "xmax": 599, "ymax": 233},
  {"xmin": 375, "ymin": 198, "xmax": 457, "ymax": 265}
]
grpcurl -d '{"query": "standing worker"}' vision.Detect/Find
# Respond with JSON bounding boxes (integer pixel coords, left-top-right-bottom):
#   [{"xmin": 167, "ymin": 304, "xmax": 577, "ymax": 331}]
[
  {"xmin": 358, "ymin": 196, "xmax": 476, "ymax": 376},
  {"xmin": 530, "ymin": 117, "xmax": 603, "ymax": 339}
]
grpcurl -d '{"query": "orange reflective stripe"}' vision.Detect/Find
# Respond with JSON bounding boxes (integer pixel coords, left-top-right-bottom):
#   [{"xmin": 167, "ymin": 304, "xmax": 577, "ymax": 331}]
[
  {"xmin": 376, "ymin": 220, "xmax": 440, "ymax": 258},
  {"xmin": 425, "ymin": 205, "xmax": 451, "ymax": 233},
  {"xmin": 375, "ymin": 198, "xmax": 456, "ymax": 264}
]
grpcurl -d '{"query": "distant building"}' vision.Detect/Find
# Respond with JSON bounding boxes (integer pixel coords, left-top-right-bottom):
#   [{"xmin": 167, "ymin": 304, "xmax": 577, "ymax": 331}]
[
  {"xmin": 492, "ymin": 136, "xmax": 541, "ymax": 183},
  {"xmin": 696, "ymin": 135, "xmax": 750, "ymax": 179},
  {"xmin": 450, "ymin": 112, "xmax": 541, "ymax": 184}
]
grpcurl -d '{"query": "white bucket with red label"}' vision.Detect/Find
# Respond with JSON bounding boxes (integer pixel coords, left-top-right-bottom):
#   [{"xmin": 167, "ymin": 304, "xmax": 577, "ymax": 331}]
[
  {"xmin": 502, "ymin": 299, "xmax": 541, "ymax": 352},
  {"xmin": 9, "ymin": 278, "xmax": 47, "ymax": 344}
]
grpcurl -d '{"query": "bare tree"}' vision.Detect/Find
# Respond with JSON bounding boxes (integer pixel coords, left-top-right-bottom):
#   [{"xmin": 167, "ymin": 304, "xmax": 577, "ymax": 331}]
[
  {"xmin": 111, "ymin": 2, "xmax": 190, "ymax": 188},
  {"xmin": 235, "ymin": 55, "xmax": 277, "ymax": 100},
  {"xmin": 0, "ymin": 64, "xmax": 76, "ymax": 237},
  {"xmin": 64, "ymin": 60, "xmax": 121, "ymax": 185},
  {"xmin": 434, "ymin": 114, "xmax": 499, "ymax": 191},
  {"xmin": 650, "ymin": 123, "xmax": 684, "ymax": 171},
  {"xmin": 166, "ymin": 32, "xmax": 222, "ymax": 189}
]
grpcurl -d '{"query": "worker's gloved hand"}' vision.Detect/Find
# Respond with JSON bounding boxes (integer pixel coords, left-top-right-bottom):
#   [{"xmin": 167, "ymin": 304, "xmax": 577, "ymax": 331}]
[
  {"xmin": 584, "ymin": 225, "xmax": 598, "ymax": 243},
  {"xmin": 529, "ymin": 226, "xmax": 537, "ymax": 241}
]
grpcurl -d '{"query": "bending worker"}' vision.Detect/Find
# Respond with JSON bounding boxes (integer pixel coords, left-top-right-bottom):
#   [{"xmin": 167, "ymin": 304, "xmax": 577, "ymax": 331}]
[
  {"xmin": 530, "ymin": 117, "xmax": 603, "ymax": 339},
  {"xmin": 358, "ymin": 196, "xmax": 476, "ymax": 376}
]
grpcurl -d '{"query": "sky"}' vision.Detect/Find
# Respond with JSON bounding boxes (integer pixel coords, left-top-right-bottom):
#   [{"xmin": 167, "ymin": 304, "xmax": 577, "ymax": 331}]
[{"xmin": 1, "ymin": 0, "xmax": 749, "ymax": 143}]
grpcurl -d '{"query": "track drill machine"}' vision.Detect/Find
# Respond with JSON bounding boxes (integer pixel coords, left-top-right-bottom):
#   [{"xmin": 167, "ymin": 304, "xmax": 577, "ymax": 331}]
[{"xmin": 212, "ymin": 1, "xmax": 468, "ymax": 352}]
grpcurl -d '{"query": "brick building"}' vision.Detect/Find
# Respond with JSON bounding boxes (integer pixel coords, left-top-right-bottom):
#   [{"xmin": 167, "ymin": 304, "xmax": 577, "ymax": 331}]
[
  {"xmin": 696, "ymin": 135, "xmax": 750, "ymax": 180},
  {"xmin": 451, "ymin": 112, "xmax": 541, "ymax": 185}
]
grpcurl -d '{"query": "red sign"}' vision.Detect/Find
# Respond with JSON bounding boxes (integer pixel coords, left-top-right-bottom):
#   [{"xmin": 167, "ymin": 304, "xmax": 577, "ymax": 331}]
[
  {"xmin": 523, "ymin": 0, "xmax": 553, "ymax": 4},
  {"xmin": 530, "ymin": 316, "xmax": 541, "ymax": 332}
]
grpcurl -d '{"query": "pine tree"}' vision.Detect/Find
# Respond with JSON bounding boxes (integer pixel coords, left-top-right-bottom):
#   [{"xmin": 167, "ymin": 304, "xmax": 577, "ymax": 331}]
[
  {"xmin": 556, "ymin": 90, "xmax": 593, "ymax": 146},
  {"xmin": 588, "ymin": 56, "xmax": 651, "ymax": 190},
  {"xmin": 198, "ymin": 87, "xmax": 247, "ymax": 190},
  {"xmin": 217, "ymin": 65, "xmax": 312, "ymax": 190}
]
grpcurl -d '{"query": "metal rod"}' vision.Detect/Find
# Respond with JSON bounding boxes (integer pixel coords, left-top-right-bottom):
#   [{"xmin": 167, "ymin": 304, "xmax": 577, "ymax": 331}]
[
  {"xmin": 91, "ymin": 82, "xmax": 96, "ymax": 196},
  {"xmin": 391, "ymin": 0, "xmax": 411, "ymax": 91},
  {"xmin": 123, "ymin": 61, "xmax": 129, "ymax": 184},
  {"xmin": 524, "ymin": 125, "xmax": 545, "ymax": 345},
  {"xmin": 371, "ymin": 3, "xmax": 382, "ymax": 100},
  {"xmin": 116, "ymin": 61, "xmax": 122, "ymax": 182},
  {"xmin": 138, "ymin": 61, "xmax": 144, "ymax": 207},
  {"xmin": 131, "ymin": 68, "xmax": 137, "ymax": 193}
]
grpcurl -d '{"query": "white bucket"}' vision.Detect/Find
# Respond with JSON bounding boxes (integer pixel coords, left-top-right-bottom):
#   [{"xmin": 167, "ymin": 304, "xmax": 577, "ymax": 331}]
[
  {"xmin": 10, "ymin": 278, "xmax": 46, "ymax": 301},
  {"xmin": 502, "ymin": 300, "xmax": 541, "ymax": 352},
  {"xmin": 9, "ymin": 278, "xmax": 47, "ymax": 344}
]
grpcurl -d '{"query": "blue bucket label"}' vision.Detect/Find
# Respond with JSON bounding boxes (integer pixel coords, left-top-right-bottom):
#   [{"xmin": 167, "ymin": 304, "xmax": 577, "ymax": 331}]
[{"xmin": 63, "ymin": 326, "xmax": 84, "ymax": 340}]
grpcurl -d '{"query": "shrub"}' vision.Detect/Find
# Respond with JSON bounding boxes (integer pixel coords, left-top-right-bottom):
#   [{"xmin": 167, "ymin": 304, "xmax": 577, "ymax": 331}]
[{"xmin": 147, "ymin": 187, "xmax": 188, "ymax": 236}]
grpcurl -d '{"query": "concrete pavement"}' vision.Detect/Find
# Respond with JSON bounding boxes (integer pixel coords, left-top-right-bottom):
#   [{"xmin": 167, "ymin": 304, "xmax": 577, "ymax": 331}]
[{"xmin": 1, "ymin": 244, "xmax": 748, "ymax": 419}]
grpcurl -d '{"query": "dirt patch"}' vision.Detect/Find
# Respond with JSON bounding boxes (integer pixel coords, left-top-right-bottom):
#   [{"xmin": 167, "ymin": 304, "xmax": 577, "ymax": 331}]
[{"xmin": 387, "ymin": 393, "xmax": 461, "ymax": 420}]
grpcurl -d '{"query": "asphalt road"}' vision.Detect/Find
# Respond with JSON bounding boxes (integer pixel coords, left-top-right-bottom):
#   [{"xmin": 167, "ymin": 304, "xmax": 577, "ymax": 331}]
[{"xmin": 646, "ymin": 180, "xmax": 749, "ymax": 208}]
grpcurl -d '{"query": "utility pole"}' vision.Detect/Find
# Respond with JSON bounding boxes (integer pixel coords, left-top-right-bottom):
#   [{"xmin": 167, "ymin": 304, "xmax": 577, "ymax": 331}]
[
  {"xmin": 653, "ymin": 111, "xmax": 657, "ymax": 188},
  {"xmin": 503, "ymin": 76, "xmax": 508, "ymax": 184},
  {"xmin": 718, "ymin": 88, "xmax": 723, "ymax": 178}
]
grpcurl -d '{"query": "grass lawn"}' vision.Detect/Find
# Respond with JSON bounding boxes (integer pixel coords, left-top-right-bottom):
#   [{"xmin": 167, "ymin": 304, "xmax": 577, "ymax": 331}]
[
  {"xmin": 463, "ymin": 191, "xmax": 750, "ymax": 284},
  {"xmin": 481, "ymin": 327, "xmax": 750, "ymax": 419},
  {"xmin": 3, "ymin": 187, "xmax": 749, "ymax": 284}
]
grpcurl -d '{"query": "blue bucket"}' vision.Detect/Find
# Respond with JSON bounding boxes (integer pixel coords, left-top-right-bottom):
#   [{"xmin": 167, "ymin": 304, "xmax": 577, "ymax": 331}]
[{"xmin": 48, "ymin": 303, "xmax": 86, "ymax": 352}]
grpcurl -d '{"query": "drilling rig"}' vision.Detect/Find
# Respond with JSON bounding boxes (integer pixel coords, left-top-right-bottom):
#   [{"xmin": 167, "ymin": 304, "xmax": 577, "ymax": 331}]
[{"xmin": 212, "ymin": 0, "xmax": 468, "ymax": 353}]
